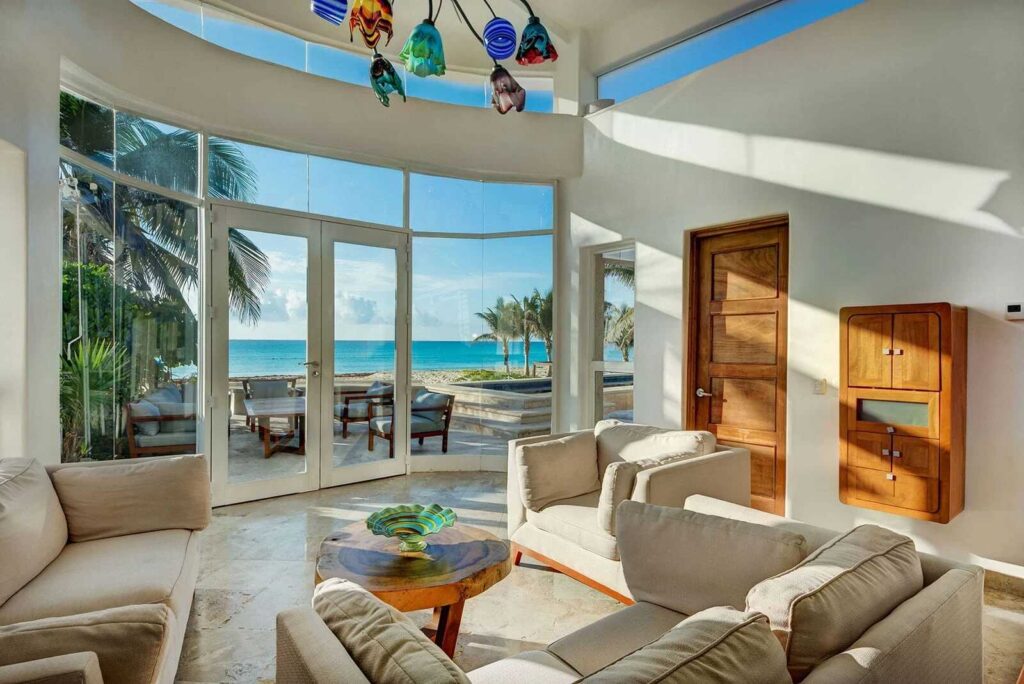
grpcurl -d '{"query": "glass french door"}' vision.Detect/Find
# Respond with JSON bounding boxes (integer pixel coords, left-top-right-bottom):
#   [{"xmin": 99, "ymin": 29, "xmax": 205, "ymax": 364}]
[{"xmin": 210, "ymin": 205, "xmax": 409, "ymax": 505}]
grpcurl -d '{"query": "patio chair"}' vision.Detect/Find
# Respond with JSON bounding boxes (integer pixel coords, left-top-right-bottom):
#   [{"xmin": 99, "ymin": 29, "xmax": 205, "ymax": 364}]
[
  {"xmin": 334, "ymin": 381, "xmax": 393, "ymax": 438},
  {"xmin": 125, "ymin": 383, "xmax": 197, "ymax": 458},
  {"xmin": 367, "ymin": 390, "xmax": 455, "ymax": 458}
]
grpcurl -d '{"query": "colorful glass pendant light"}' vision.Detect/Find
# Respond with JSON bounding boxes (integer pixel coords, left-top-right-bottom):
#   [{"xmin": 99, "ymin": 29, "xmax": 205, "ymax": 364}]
[
  {"xmin": 490, "ymin": 65, "xmax": 526, "ymax": 114},
  {"xmin": 399, "ymin": 19, "xmax": 446, "ymax": 77},
  {"xmin": 369, "ymin": 52, "xmax": 406, "ymax": 106},
  {"xmin": 349, "ymin": 0, "xmax": 394, "ymax": 49},
  {"xmin": 311, "ymin": 0, "xmax": 347, "ymax": 25},
  {"xmin": 483, "ymin": 16, "xmax": 517, "ymax": 61},
  {"xmin": 516, "ymin": 15, "xmax": 558, "ymax": 64}
]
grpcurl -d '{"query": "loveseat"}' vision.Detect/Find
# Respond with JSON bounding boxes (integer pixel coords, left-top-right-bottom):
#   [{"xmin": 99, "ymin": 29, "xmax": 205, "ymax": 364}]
[
  {"xmin": 276, "ymin": 496, "xmax": 983, "ymax": 683},
  {"xmin": 508, "ymin": 420, "xmax": 751, "ymax": 601},
  {"xmin": 0, "ymin": 455, "xmax": 210, "ymax": 683}
]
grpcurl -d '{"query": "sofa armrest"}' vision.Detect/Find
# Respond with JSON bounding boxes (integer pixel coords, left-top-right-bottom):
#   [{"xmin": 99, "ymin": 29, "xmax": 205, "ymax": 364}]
[
  {"xmin": 506, "ymin": 431, "xmax": 591, "ymax": 536},
  {"xmin": 0, "ymin": 605, "xmax": 171, "ymax": 684},
  {"xmin": 630, "ymin": 446, "xmax": 750, "ymax": 509},
  {"xmin": 276, "ymin": 608, "xmax": 369, "ymax": 684},
  {"xmin": 47, "ymin": 455, "xmax": 211, "ymax": 542},
  {"xmin": 0, "ymin": 653, "xmax": 103, "ymax": 684}
]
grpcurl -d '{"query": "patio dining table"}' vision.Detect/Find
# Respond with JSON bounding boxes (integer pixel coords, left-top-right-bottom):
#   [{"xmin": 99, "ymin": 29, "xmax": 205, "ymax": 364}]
[{"xmin": 244, "ymin": 397, "xmax": 306, "ymax": 458}]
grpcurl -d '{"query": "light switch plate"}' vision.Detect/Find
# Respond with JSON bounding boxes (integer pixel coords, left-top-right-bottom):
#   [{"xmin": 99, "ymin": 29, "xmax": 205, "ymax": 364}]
[
  {"xmin": 813, "ymin": 378, "xmax": 828, "ymax": 395},
  {"xmin": 1007, "ymin": 304, "xmax": 1024, "ymax": 321}
]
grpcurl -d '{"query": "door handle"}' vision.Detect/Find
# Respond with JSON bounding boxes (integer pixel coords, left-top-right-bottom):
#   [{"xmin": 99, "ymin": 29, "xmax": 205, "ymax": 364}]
[
  {"xmin": 892, "ymin": 450, "xmax": 902, "ymax": 458},
  {"xmin": 696, "ymin": 388, "xmax": 713, "ymax": 398},
  {"xmin": 302, "ymin": 361, "xmax": 320, "ymax": 377}
]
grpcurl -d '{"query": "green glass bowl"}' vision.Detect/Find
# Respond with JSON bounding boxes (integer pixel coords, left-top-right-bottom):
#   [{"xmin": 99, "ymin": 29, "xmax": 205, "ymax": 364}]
[{"xmin": 366, "ymin": 503, "xmax": 457, "ymax": 552}]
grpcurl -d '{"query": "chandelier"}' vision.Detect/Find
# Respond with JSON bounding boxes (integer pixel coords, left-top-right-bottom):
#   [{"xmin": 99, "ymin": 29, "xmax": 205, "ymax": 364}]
[{"xmin": 310, "ymin": 0, "xmax": 558, "ymax": 113}]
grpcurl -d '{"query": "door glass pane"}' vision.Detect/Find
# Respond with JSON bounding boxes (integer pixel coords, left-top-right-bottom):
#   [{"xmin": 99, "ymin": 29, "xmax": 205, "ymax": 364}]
[
  {"xmin": 309, "ymin": 156, "xmax": 403, "ymax": 227},
  {"xmin": 228, "ymin": 230, "xmax": 308, "ymax": 483},
  {"xmin": 59, "ymin": 92, "xmax": 114, "ymax": 166},
  {"xmin": 594, "ymin": 371, "xmax": 635, "ymax": 421},
  {"xmin": 599, "ymin": 248, "xmax": 635, "ymax": 362},
  {"xmin": 115, "ymin": 112, "xmax": 199, "ymax": 195},
  {"xmin": 331, "ymin": 242, "xmax": 398, "ymax": 468},
  {"xmin": 857, "ymin": 399, "xmax": 930, "ymax": 427}
]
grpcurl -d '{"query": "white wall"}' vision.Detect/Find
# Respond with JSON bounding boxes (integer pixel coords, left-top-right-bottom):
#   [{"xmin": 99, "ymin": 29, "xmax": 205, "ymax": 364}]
[
  {"xmin": 0, "ymin": 141, "xmax": 28, "ymax": 459},
  {"xmin": 0, "ymin": 0, "xmax": 582, "ymax": 464},
  {"xmin": 559, "ymin": 0, "xmax": 1024, "ymax": 576}
]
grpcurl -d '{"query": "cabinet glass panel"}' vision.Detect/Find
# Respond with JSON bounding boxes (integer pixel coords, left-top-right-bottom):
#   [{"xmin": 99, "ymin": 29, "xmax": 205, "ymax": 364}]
[{"xmin": 857, "ymin": 399, "xmax": 929, "ymax": 427}]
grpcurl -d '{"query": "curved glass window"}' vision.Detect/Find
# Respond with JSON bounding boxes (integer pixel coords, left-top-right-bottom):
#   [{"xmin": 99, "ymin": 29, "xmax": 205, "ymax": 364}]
[{"xmin": 130, "ymin": 0, "xmax": 554, "ymax": 112}]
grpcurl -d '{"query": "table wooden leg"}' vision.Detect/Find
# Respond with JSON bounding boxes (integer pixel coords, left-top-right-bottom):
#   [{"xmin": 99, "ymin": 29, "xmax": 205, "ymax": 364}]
[
  {"xmin": 430, "ymin": 600, "xmax": 465, "ymax": 658},
  {"xmin": 261, "ymin": 423, "xmax": 273, "ymax": 458}
]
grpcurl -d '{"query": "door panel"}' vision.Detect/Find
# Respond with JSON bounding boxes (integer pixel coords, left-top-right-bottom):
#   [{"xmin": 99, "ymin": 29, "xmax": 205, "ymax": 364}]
[
  {"xmin": 689, "ymin": 219, "xmax": 788, "ymax": 514},
  {"xmin": 893, "ymin": 313, "xmax": 940, "ymax": 390},
  {"xmin": 893, "ymin": 473, "xmax": 940, "ymax": 512},
  {"xmin": 848, "ymin": 314, "xmax": 892, "ymax": 388},
  {"xmin": 848, "ymin": 431, "xmax": 891, "ymax": 472},
  {"xmin": 893, "ymin": 436, "xmax": 939, "ymax": 479},
  {"xmin": 850, "ymin": 466, "xmax": 895, "ymax": 504}
]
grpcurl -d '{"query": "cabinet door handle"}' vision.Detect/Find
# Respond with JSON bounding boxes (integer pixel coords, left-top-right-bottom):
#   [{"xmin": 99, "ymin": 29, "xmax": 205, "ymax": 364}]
[
  {"xmin": 892, "ymin": 450, "xmax": 902, "ymax": 458},
  {"xmin": 886, "ymin": 473, "xmax": 896, "ymax": 481},
  {"xmin": 882, "ymin": 449, "xmax": 890, "ymax": 456},
  {"xmin": 893, "ymin": 348, "xmax": 904, "ymax": 356},
  {"xmin": 882, "ymin": 347, "xmax": 892, "ymax": 355},
  {"xmin": 886, "ymin": 426, "xmax": 895, "ymax": 434}
]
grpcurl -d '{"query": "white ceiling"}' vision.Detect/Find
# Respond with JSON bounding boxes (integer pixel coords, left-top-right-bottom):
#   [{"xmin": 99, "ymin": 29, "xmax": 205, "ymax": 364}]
[{"xmin": 213, "ymin": 0, "xmax": 751, "ymax": 73}]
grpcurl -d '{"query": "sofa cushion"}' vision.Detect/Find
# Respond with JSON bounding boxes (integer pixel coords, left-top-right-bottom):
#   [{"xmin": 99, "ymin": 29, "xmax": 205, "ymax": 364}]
[
  {"xmin": 313, "ymin": 578, "xmax": 470, "ymax": 684},
  {"xmin": 547, "ymin": 601, "xmax": 686, "ymax": 677},
  {"xmin": 746, "ymin": 525, "xmax": 923, "ymax": 681},
  {"xmin": 580, "ymin": 606, "xmax": 791, "ymax": 683},
  {"xmin": 515, "ymin": 432, "xmax": 600, "ymax": 512},
  {"xmin": 0, "ymin": 529, "xmax": 198, "ymax": 626},
  {"xmin": 468, "ymin": 650, "xmax": 579, "ymax": 684},
  {"xmin": 596, "ymin": 461, "xmax": 640, "ymax": 535},
  {"xmin": 129, "ymin": 400, "xmax": 161, "ymax": 436},
  {"xmin": 0, "ymin": 603, "xmax": 172, "ymax": 684},
  {"xmin": 616, "ymin": 501, "xmax": 808, "ymax": 616},
  {"xmin": 594, "ymin": 421, "xmax": 716, "ymax": 472},
  {"xmin": 684, "ymin": 495, "xmax": 838, "ymax": 552},
  {"xmin": 49, "ymin": 455, "xmax": 210, "ymax": 542},
  {"xmin": 151, "ymin": 402, "xmax": 196, "ymax": 434},
  {"xmin": 526, "ymin": 491, "xmax": 618, "ymax": 560},
  {"xmin": 0, "ymin": 459, "xmax": 67, "ymax": 605}
]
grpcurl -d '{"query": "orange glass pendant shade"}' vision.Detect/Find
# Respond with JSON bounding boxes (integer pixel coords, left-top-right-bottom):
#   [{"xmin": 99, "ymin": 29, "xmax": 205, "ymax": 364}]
[{"xmin": 349, "ymin": 0, "xmax": 394, "ymax": 49}]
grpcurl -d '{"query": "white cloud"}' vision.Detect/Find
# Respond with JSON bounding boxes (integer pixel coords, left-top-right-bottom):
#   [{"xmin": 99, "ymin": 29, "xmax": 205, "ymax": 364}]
[
  {"xmin": 258, "ymin": 288, "xmax": 307, "ymax": 322},
  {"xmin": 336, "ymin": 293, "xmax": 393, "ymax": 325}
]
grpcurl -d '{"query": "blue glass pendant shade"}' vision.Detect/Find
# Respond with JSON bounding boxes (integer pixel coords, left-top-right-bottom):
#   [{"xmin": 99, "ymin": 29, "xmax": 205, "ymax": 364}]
[
  {"xmin": 311, "ymin": 0, "xmax": 347, "ymax": 25},
  {"xmin": 483, "ymin": 17, "xmax": 517, "ymax": 61}
]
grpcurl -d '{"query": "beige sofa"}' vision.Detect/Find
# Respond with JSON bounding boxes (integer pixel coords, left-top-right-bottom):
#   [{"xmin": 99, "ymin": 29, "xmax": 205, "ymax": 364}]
[
  {"xmin": 0, "ymin": 455, "xmax": 210, "ymax": 684},
  {"xmin": 507, "ymin": 421, "xmax": 751, "ymax": 601},
  {"xmin": 277, "ymin": 496, "xmax": 984, "ymax": 683}
]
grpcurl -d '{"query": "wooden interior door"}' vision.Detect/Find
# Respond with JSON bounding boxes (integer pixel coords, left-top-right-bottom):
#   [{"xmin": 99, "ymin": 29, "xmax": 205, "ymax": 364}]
[{"xmin": 687, "ymin": 216, "xmax": 788, "ymax": 514}]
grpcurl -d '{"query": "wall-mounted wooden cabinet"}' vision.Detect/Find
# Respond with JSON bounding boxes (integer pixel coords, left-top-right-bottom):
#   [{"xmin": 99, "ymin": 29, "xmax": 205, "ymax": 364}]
[{"xmin": 840, "ymin": 303, "xmax": 966, "ymax": 523}]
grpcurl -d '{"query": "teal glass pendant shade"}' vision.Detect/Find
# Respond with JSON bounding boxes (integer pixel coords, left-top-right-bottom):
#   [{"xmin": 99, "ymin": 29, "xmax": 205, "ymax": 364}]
[
  {"xmin": 366, "ymin": 503, "xmax": 457, "ymax": 552},
  {"xmin": 399, "ymin": 20, "xmax": 447, "ymax": 77},
  {"xmin": 369, "ymin": 53, "xmax": 406, "ymax": 106},
  {"xmin": 490, "ymin": 65, "xmax": 526, "ymax": 114},
  {"xmin": 516, "ymin": 16, "xmax": 558, "ymax": 65}
]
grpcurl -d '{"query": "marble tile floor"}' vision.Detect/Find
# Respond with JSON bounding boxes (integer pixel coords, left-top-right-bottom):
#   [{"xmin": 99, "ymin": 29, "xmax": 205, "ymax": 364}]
[{"xmin": 176, "ymin": 472, "xmax": 1024, "ymax": 683}]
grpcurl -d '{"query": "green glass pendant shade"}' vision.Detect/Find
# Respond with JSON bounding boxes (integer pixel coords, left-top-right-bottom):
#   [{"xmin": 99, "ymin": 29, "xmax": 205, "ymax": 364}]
[
  {"xmin": 370, "ymin": 53, "xmax": 406, "ymax": 107},
  {"xmin": 399, "ymin": 20, "xmax": 447, "ymax": 77},
  {"xmin": 366, "ymin": 503, "xmax": 457, "ymax": 552}
]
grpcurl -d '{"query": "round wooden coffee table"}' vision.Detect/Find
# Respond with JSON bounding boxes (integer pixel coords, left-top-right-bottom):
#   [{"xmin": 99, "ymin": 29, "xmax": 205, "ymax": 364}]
[{"xmin": 315, "ymin": 521, "xmax": 511, "ymax": 657}]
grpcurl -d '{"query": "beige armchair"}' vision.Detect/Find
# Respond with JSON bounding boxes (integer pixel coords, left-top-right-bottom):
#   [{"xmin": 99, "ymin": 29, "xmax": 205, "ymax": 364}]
[{"xmin": 506, "ymin": 420, "xmax": 750, "ymax": 602}]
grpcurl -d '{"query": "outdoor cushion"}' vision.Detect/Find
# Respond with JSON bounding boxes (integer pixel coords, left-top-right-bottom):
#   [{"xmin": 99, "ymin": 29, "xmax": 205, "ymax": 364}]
[
  {"xmin": 49, "ymin": 455, "xmax": 210, "ymax": 542},
  {"xmin": 0, "ymin": 603, "xmax": 172, "ymax": 684},
  {"xmin": 145, "ymin": 385, "xmax": 182, "ymax": 405},
  {"xmin": 366, "ymin": 381, "xmax": 391, "ymax": 397},
  {"xmin": 515, "ymin": 431, "xmax": 600, "ymax": 512},
  {"xmin": 526, "ymin": 491, "xmax": 618, "ymax": 560},
  {"xmin": 547, "ymin": 601, "xmax": 686, "ymax": 677},
  {"xmin": 248, "ymin": 380, "xmax": 290, "ymax": 399},
  {"xmin": 580, "ymin": 607, "xmax": 791, "ymax": 683},
  {"xmin": 129, "ymin": 400, "xmax": 161, "ymax": 436},
  {"xmin": 335, "ymin": 400, "xmax": 393, "ymax": 419},
  {"xmin": 152, "ymin": 402, "xmax": 196, "ymax": 433},
  {"xmin": 0, "ymin": 529, "xmax": 198, "ymax": 625},
  {"xmin": 181, "ymin": 381, "xmax": 197, "ymax": 404},
  {"xmin": 135, "ymin": 431, "xmax": 198, "ymax": 448},
  {"xmin": 370, "ymin": 414, "xmax": 441, "ymax": 436},
  {"xmin": 312, "ymin": 578, "xmax": 470, "ymax": 684},
  {"xmin": 412, "ymin": 390, "xmax": 449, "ymax": 423},
  {"xmin": 0, "ymin": 459, "xmax": 67, "ymax": 605},
  {"xmin": 746, "ymin": 524, "xmax": 923, "ymax": 681},
  {"xmin": 616, "ymin": 501, "xmax": 808, "ymax": 616},
  {"xmin": 594, "ymin": 420, "xmax": 716, "ymax": 472}
]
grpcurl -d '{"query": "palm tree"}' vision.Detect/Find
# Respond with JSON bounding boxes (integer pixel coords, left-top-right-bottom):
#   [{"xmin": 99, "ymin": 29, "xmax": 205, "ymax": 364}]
[
  {"xmin": 528, "ymin": 288, "xmax": 554, "ymax": 370},
  {"xmin": 513, "ymin": 293, "xmax": 542, "ymax": 377},
  {"xmin": 60, "ymin": 93, "xmax": 270, "ymax": 323},
  {"xmin": 604, "ymin": 262, "xmax": 635, "ymax": 289},
  {"xmin": 605, "ymin": 303, "xmax": 635, "ymax": 363},
  {"xmin": 475, "ymin": 297, "xmax": 520, "ymax": 376}
]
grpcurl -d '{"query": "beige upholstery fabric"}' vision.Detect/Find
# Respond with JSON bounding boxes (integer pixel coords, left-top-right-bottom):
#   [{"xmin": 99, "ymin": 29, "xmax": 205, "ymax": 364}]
[
  {"xmin": 0, "ymin": 459, "xmax": 67, "ymax": 605},
  {"xmin": 511, "ymin": 523, "xmax": 629, "ymax": 598},
  {"xmin": 595, "ymin": 461, "xmax": 639, "ymax": 535},
  {"xmin": 515, "ymin": 432, "xmax": 599, "ymax": 512},
  {"xmin": 0, "ymin": 604, "xmax": 171, "ymax": 684},
  {"xmin": 467, "ymin": 651, "xmax": 579, "ymax": 684},
  {"xmin": 507, "ymin": 432, "xmax": 583, "ymax": 536},
  {"xmin": 617, "ymin": 501, "xmax": 807, "ymax": 616},
  {"xmin": 746, "ymin": 525, "xmax": 923, "ymax": 681},
  {"xmin": 593, "ymin": 421, "xmax": 715, "ymax": 471},
  {"xmin": 312, "ymin": 579, "xmax": 469, "ymax": 684},
  {"xmin": 580, "ymin": 607, "xmax": 791, "ymax": 684},
  {"xmin": 631, "ymin": 448, "xmax": 751, "ymax": 510},
  {"xmin": 684, "ymin": 495, "xmax": 837, "ymax": 551},
  {"xmin": 547, "ymin": 602, "xmax": 686, "ymax": 677},
  {"xmin": 0, "ymin": 652, "xmax": 103, "ymax": 684},
  {"xmin": 804, "ymin": 567, "xmax": 984, "ymax": 684},
  {"xmin": 49, "ymin": 455, "xmax": 210, "ymax": 542},
  {"xmin": 0, "ymin": 529, "xmax": 198, "ymax": 625},
  {"xmin": 526, "ymin": 491, "xmax": 618, "ymax": 560},
  {"xmin": 276, "ymin": 608, "xmax": 370, "ymax": 684}
]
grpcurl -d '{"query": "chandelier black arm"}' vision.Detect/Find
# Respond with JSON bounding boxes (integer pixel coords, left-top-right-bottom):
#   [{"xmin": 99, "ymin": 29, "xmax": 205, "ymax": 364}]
[
  {"xmin": 518, "ymin": 0, "xmax": 535, "ymax": 18},
  {"xmin": 449, "ymin": 0, "xmax": 485, "ymax": 48}
]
